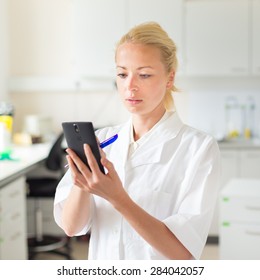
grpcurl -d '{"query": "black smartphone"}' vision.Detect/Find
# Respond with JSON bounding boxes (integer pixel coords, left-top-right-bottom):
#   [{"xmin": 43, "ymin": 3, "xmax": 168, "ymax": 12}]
[{"xmin": 62, "ymin": 121, "xmax": 105, "ymax": 173}]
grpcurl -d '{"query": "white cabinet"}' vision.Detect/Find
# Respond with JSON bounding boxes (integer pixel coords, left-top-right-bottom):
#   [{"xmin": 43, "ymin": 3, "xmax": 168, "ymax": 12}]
[
  {"xmin": 0, "ymin": 177, "xmax": 27, "ymax": 259},
  {"xmin": 209, "ymin": 150, "xmax": 239, "ymax": 235},
  {"xmin": 219, "ymin": 178, "xmax": 260, "ymax": 259},
  {"xmin": 252, "ymin": 0, "xmax": 260, "ymax": 75},
  {"xmin": 240, "ymin": 150, "xmax": 260, "ymax": 178},
  {"xmin": 72, "ymin": 0, "xmax": 184, "ymax": 78},
  {"xmin": 184, "ymin": 0, "xmax": 249, "ymax": 76},
  {"xmin": 72, "ymin": 0, "xmax": 127, "ymax": 78},
  {"xmin": 128, "ymin": 0, "xmax": 184, "ymax": 74},
  {"xmin": 209, "ymin": 147, "xmax": 260, "ymax": 236}
]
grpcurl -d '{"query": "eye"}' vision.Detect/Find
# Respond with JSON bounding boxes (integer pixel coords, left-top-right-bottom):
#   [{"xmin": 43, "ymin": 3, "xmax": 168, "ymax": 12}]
[
  {"xmin": 140, "ymin": 74, "xmax": 151, "ymax": 79},
  {"xmin": 117, "ymin": 73, "xmax": 127, "ymax": 79}
]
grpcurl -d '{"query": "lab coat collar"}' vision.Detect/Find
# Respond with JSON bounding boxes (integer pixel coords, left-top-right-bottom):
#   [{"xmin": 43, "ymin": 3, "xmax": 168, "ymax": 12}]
[{"xmin": 117, "ymin": 111, "xmax": 184, "ymax": 168}]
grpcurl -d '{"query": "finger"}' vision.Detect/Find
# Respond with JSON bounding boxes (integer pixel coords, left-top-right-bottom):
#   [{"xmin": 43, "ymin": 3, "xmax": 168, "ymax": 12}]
[
  {"xmin": 66, "ymin": 155, "xmax": 85, "ymax": 187},
  {"xmin": 66, "ymin": 148, "xmax": 91, "ymax": 175},
  {"xmin": 84, "ymin": 144, "xmax": 101, "ymax": 174},
  {"xmin": 66, "ymin": 149, "xmax": 92, "ymax": 182},
  {"xmin": 99, "ymin": 147, "xmax": 106, "ymax": 159}
]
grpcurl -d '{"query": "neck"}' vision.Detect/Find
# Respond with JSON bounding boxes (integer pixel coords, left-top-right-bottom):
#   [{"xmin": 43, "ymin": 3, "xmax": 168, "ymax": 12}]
[{"xmin": 132, "ymin": 107, "xmax": 166, "ymax": 141}]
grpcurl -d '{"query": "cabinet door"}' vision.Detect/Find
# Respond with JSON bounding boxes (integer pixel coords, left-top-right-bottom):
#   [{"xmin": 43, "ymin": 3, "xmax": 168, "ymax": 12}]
[
  {"xmin": 72, "ymin": 0, "xmax": 127, "ymax": 78},
  {"xmin": 239, "ymin": 150, "xmax": 260, "ymax": 178},
  {"xmin": 252, "ymin": 0, "xmax": 260, "ymax": 75},
  {"xmin": 220, "ymin": 150, "xmax": 240, "ymax": 187},
  {"xmin": 220, "ymin": 223, "xmax": 260, "ymax": 260},
  {"xmin": 185, "ymin": 0, "xmax": 249, "ymax": 76},
  {"xmin": 0, "ymin": 177, "xmax": 27, "ymax": 260},
  {"xmin": 209, "ymin": 150, "xmax": 239, "ymax": 236},
  {"xmin": 128, "ymin": 0, "xmax": 184, "ymax": 74}
]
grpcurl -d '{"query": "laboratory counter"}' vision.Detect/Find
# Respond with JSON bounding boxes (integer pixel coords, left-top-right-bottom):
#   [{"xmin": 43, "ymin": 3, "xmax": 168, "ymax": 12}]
[
  {"xmin": 0, "ymin": 143, "xmax": 51, "ymax": 259},
  {"xmin": 0, "ymin": 143, "xmax": 51, "ymax": 189}
]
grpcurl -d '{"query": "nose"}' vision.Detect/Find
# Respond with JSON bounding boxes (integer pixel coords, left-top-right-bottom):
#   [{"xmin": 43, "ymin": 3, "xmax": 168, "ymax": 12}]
[{"xmin": 126, "ymin": 75, "xmax": 138, "ymax": 93}]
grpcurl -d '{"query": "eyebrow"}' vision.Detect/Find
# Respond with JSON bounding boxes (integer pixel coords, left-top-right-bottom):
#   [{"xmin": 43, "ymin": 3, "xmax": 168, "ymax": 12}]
[{"xmin": 116, "ymin": 66, "xmax": 153, "ymax": 70}]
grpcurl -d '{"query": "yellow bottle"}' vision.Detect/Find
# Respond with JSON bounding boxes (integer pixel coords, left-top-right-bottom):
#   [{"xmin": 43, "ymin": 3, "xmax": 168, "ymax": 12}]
[
  {"xmin": 244, "ymin": 128, "xmax": 251, "ymax": 139},
  {"xmin": 0, "ymin": 102, "xmax": 14, "ymax": 159}
]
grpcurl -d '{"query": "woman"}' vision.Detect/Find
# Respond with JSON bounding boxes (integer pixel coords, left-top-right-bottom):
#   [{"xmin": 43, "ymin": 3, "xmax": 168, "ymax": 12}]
[{"xmin": 54, "ymin": 22, "xmax": 220, "ymax": 260}]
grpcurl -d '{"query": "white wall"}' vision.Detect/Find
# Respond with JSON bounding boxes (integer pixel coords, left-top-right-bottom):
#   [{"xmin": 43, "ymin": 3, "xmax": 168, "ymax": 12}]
[
  {"xmin": 178, "ymin": 77, "xmax": 260, "ymax": 139},
  {"xmin": 0, "ymin": 0, "xmax": 9, "ymax": 101},
  {"xmin": 6, "ymin": 0, "xmax": 260, "ymax": 139}
]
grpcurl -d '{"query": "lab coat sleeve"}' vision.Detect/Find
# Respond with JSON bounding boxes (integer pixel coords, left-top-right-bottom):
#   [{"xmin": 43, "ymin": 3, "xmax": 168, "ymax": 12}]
[
  {"xmin": 53, "ymin": 169, "xmax": 93, "ymax": 236},
  {"xmin": 163, "ymin": 138, "xmax": 221, "ymax": 260},
  {"xmin": 53, "ymin": 127, "xmax": 112, "ymax": 236}
]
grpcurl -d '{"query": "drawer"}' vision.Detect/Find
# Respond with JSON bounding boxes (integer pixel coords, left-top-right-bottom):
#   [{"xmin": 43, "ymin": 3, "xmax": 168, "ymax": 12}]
[
  {"xmin": 0, "ymin": 177, "xmax": 26, "ymax": 213},
  {"xmin": 0, "ymin": 229, "xmax": 27, "ymax": 259},
  {"xmin": 1, "ymin": 209, "xmax": 26, "ymax": 237},
  {"xmin": 219, "ymin": 223, "xmax": 260, "ymax": 260},
  {"xmin": 220, "ymin": 196, "xmax": 260, "ymax": 223}
]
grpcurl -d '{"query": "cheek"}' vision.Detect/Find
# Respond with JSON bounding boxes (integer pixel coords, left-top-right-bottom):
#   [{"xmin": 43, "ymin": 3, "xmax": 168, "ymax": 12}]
[
  {"xmin": 149, "ymin": 81, "xmax": 167, "ymax": 100},
  {"xmin": 116, "ymin": 80, "xmax": 125, "ymax": 98}
]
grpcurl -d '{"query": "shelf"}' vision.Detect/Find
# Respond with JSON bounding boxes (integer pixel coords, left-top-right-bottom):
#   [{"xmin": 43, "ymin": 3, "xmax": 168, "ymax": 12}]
[{"xmin": 8, "ymin": 76, "xmax": 116, "ymax": 92}]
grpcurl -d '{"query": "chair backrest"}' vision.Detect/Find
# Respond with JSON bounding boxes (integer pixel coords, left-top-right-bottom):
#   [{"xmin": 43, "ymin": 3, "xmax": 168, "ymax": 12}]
[{"xmin": 45, "ymin": 132, "xmax": 65, "ymax": 171}]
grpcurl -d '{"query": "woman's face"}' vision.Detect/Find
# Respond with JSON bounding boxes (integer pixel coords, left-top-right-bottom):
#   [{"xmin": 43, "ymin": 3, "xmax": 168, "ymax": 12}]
[{"xmin": 115, "ymin": 43, "xmax": 172, "ymax": 117}]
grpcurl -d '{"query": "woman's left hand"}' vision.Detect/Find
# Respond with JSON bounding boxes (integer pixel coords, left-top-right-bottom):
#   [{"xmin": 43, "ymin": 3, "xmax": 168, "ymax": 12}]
[{"xmin": 66, "ymin": 144, "xmax": 126, "ymax": 206}]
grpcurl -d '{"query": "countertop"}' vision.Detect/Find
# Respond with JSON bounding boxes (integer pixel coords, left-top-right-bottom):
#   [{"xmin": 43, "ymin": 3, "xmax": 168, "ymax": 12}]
[
  {"xmin": 218, "ymin": 138, "xmax": 260, "ymax": 149},
  {"xmin": 0, "ymin": 143, "xmax": 51, "ymax": 188}
]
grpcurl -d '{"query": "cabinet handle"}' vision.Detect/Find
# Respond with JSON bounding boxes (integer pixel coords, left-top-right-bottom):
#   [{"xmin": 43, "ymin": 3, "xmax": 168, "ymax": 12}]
[
  {"xmin": 245, "ymin": 206, "xmax": 260, "ymax": 211},
  {"xmin": 245, "ymin": 230, "xmax": 260, "ymax": 236}
]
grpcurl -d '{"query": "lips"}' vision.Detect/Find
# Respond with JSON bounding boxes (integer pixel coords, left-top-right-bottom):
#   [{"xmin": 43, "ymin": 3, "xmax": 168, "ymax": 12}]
[{"xmin": 126, "ymin": 98, "xmax": 143, "ymax": 105}]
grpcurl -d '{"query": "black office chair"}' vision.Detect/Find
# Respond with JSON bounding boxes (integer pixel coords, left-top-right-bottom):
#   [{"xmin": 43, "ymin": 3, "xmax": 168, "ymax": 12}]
[{"xmin": 26, "ymin": 132, "xmax": 72, "ymax": 259}]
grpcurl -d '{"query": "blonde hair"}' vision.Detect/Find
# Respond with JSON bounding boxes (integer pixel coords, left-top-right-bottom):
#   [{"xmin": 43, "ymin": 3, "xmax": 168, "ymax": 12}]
[{"xmin": 115, "ymin": 22, "xmax": 179, "ymax": 111}]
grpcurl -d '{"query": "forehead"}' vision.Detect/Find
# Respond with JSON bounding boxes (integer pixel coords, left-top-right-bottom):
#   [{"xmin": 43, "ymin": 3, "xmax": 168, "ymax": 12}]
[{"xmin": 116, "ymin": 42, "xmax": 163, "ymax": 65}]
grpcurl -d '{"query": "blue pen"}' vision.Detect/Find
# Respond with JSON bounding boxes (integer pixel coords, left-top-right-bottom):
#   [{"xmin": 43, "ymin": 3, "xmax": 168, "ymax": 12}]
[{"xmin": 99, "ymin": 134, "xmax": 118, "ymax": 149}]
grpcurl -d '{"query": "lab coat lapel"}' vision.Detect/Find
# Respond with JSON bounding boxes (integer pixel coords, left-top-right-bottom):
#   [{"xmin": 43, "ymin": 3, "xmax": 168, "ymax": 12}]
[
  {"xmin": 129, "ymin": 112, "xmax": 184, "ymax": 168},
  {"xmin": 109, "ymin": 119, "xmax": 131, "ymax": 184},
  {"xmin": 116, "ymin": 119, "xmax": 131, "ymax": 165}
]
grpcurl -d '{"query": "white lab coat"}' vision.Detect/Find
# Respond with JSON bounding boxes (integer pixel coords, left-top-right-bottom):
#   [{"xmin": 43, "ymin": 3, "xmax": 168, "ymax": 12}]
[{"xmin": 54, "ymin": 111, "xmax": 221, "ymax": 260}]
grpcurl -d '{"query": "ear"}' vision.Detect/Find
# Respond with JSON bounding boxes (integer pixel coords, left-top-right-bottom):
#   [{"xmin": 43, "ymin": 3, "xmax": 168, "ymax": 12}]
[{"xmin": 166, "ymin": 71, "xmax": 175, "ymax": 89}]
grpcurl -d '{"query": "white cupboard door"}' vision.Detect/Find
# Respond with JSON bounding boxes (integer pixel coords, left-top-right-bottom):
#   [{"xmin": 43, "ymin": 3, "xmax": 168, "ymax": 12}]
[
  {"xmin": 220, "ymin": 223, "xmax": 260, "ymax": 260},
  {"xmin": 185, "ymin": 0, "xmax": 249, "ymax": 76},
  {"xmin": 209, "ymin": 150, "xmax": 239, "ymax": 236},
  {"xmin": 220, "ymin": 150, "xmax": 240, "ymax": 186},
  {"xmin": 239, "ymin": 150, "xmax": 260, "ymax": 178},
  {"xmin": 72, "ymin": 0, "xmax": 127, "ymax": 78},
  {"xmin": 128, "ymin": 0, "xmax": 184, "ymax": 75},
  {"xmin": 252, "ymin": 0, "xmax": 260, "ymax": 75},
  {"xmin": 0, "ymin": 177, "xmax": 27, "ymax": 260}
]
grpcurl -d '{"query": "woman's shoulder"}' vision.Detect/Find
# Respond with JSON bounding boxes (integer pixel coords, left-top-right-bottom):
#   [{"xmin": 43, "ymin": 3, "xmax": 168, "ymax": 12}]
[{"xmin": 180, "ymin": 122, "xmax": 219, "ymax": 150}]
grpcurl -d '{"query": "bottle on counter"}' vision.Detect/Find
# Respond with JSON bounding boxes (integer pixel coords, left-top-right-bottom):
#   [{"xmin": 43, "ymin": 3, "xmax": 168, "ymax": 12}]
[
  {"xmin": 244, "ymin": 96, "xmax": 256, "ymax": 139},
  {"xmin": 0, "ymin": 101, "xmax": 14, "ymax": 160},
  {"xmin": 225, "ymin": 96, "xmax": 242, "ymax": 139}
]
